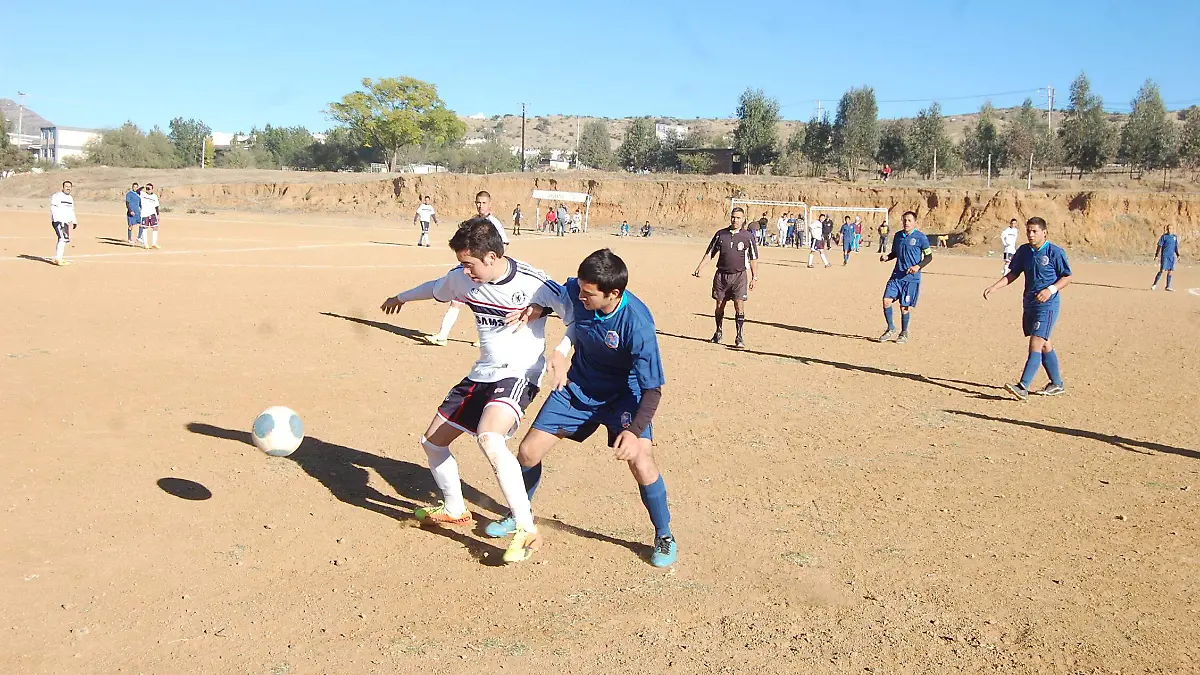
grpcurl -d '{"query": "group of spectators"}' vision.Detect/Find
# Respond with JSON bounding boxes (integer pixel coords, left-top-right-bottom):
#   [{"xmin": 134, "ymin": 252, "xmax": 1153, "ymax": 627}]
[
  {"xmin": 745, "ymin": 211, "xmax": 891, "ymax": 252},
  {"xmin": 540, "ymin": 204, "xmax": 585, "ymax": 236}
]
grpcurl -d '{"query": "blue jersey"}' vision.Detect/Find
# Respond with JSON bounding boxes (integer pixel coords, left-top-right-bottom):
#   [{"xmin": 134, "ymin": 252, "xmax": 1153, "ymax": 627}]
[
  {"xmin": 1158, "ymin": 233, "xmax": 1179, "ymax": 259},
  {"xmin": 125, "ymin": 190, "xmax": 141, "ymax": 218},
  {"xmin": 890, "ymin": 229, "xmax": 931, "ymax": 279},
  {"xmin": 1010, "ymin": 241, "xmax": 1072, "ymax": 308},
  {"xmin": 562, "ymin": 278, "xmax": 665, "ymax": 406},
  {"xmin": 840, "ymin": 223, "xmax": 856, "ymax": 247}
]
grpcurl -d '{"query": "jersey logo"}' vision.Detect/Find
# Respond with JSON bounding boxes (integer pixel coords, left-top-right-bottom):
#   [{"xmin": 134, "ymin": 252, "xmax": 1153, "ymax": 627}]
[
  {"xmin": 908, "ymin": 237, "xmax": 917, "ymax": 245},
  {"xmin": 620, "ymin": 411, "xmax": 632, "ymax": 428},
  {"xmin": 736, "ymin": 242, "xmax": 745, "ymax": 251},
  {"xmin": 604, "ymin": 330, "xmax": 620, "ymax": 349},
  {"xmin": 494, "ymin": 387, "xmax": 505, "ymax": 394},
  {"xmin": 1033, "ymin": 320, "xmax": 1041, "ymax": 330},
  {"xmin": 511, "ymin": 290, "xmax": 527, "ymax": 305},
  {"xmin": 1039, "ymin": 255, "xmax": 1050, "ymax": 266}
]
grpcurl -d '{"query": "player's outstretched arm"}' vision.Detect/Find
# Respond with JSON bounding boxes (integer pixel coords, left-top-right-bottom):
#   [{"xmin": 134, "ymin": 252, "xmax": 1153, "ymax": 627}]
[
  {"xmin": 382, "ymin": 276, "xmax": 452, "ymax": 313},
  {"xmin": 694, "ymin": 234, "xmax": 720, "ymax": 276}
]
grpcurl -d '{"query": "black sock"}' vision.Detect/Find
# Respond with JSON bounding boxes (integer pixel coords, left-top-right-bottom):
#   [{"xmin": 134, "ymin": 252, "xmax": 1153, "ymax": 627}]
[
  {"xmin": 735, "ymin": 314, "xmax": 745, "ymax": 338},
  {"xmin": 714, "ymin": 311, "xmax": 724, "ymax": 332}
]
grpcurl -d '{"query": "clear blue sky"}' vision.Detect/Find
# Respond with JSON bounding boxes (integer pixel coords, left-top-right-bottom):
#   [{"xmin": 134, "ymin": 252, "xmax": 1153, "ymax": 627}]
[{"xmin": 3, "ymin": 0, "xmax": 1197, "ymax": 133}]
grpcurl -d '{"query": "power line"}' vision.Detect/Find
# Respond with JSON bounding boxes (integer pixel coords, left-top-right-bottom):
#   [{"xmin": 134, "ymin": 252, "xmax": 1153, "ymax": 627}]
[{"xmin": 779, "ymin": 88, "xmax": 1040, "ymax": 110}]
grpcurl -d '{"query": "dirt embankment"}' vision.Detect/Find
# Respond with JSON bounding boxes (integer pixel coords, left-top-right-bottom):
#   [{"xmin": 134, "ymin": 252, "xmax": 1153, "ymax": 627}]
[{"xmin": 3, "ymin": 168, "xmax": 1196, "ymax": 259}]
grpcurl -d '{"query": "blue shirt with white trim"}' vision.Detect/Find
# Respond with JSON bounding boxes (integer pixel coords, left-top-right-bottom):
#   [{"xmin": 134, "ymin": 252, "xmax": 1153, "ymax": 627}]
[
  {"xmin": 562, "ymin": 277, "xmax": 665, "ymax": 406},
  {"xmin": 890, "ymin": 229, "xmax": 931, "ymax": 279},
  {"xmin": 1010, "ymin": 241, "xmax": 1072, "ymax": 308}
]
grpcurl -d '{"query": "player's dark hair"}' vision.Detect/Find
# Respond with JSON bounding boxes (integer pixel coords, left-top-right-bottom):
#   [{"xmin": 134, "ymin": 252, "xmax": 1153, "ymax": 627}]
[
  {"xmin": 902, "ymin": 210, "xmax": 917, "ymax": 221},
  {"xmin": 1026, "ymin": 216, "xmax": 1048, "ymax": 231},
  {"xmin": 62, "ymin": 181, "xmax": 72, "ymax": 188},
  {"xmin": 475, "ymin": 190, "xmax": 491, "ymax": 200},
  {"xmin": 449, "ymin": 217, "xmax": 504, "ymax": 259},
  {"xmin": 578, "ymin": 248, "xmax": 628, "ymax": 295},
  {"xmin": 731, "ymin": 207, "xmax": 745, "ymax": 215}
]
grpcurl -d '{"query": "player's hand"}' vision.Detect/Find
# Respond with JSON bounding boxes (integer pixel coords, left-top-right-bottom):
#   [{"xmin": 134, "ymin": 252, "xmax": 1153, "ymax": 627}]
[
  {"xmin": 906, "ymin": 265, "xmax": 920, "ymax": 275},
  {"xmin": 546, "ymin": 351, "xmax": 570, "ymax": 391},
  {"xmin": 505, "ymin": 304, "xmax": 542, "ymax": 327},
  {"xmin": 380, "ymin": 297, "xmax": 404, "ymax": 314},
  {"xmin": 611, "ymin": 430, "xmax": 643, "ymax": 461},
  {"xmin": 692, "ymin": 269, "xmax": 701, "ymax": 277},
  {"xmin": 749, "ymin": 277, "xmax": 757, "ymax": 291},
  {"xmin": 1034, "ymin": 287, "xmax": 1055, "ymax": 303},
  {"xmin": 983, "ymin": 286, "xmax": 993, "ymax": 301},
  {"xmin": 72, "ymin": 223, "xmax": 78, "ymax": 230},
  {"xmin": 879, "ymin": 254, "xmax": 888, "ymax": 262}
]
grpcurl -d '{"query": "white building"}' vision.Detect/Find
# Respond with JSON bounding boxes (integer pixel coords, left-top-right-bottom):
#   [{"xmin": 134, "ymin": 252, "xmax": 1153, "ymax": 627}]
[
  {"xmin": 39, "ymin": 126, "xmax": 102, "ymax": 165},
  {"xmin": 655, "ymin": 123, "xmax": 689, "ymax": 141}
]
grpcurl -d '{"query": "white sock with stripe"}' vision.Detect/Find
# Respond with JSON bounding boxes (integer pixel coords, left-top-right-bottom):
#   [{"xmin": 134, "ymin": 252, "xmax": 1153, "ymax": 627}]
[{"xmin": 421, "ymin": 437, "xmax": 466, "ymax": 517}]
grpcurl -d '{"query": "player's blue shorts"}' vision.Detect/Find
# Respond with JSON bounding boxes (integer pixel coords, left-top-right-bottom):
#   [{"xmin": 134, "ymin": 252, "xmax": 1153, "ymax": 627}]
[
  {"xmin": 1161, "ymin": 254, "xmax": 1176, "ymax": 271},
  {"xmin": 883, "ymin": 276, "xmax": 920, "ymax": 307},
  {"xmin": 531, "ymin": 386, "xmax": 652, "ymax": 446},
  {"xmin": 127, "ymin": 214, "xmax": 141, "ymax": 226},
  {"xmin": 1022, "ymin": 302, "xmax": 1058, "ymax": 339}
]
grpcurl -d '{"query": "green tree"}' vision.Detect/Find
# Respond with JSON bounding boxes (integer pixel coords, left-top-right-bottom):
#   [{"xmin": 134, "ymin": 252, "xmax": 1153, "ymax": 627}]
[
  {"xmin": 1118, "ymin": 79, "xmax": 1177, "ymax": 175},
  {"xmin": 876, "ymin": 120, "xmax": 909, "ymax": 172},
  {"xmin": 534, "ymin": 117, "xmax": 551, "ymax": 133},
  {"xmin": 733, "ymin": 88, "xmax": 781, "ymax": 173},
  {"xmin": 307, "ymin": 127, "xmax": 377, "ymax": 171},
  {"xmin": 1002, "ymin": 99, "xmax": 1042, "ymax": 176},
  {"xmin": 616, "ymin": 117, "xmax": 660, "ymax": 171},
  {"xmin": 962, "ymin": 102, "xmax": 1004, "ymax": 177},
  {"xmin": 907, "ymin": 102, "xmax": 958, "ymax": 178},
  {"xmin": 453, "ymin": 139, "xmax": 520, "ymax": 174},
  {"xmin": 80, "ymin": 122, "xmax": 178, "ymax": 168},
  {"xmin": 1178, "ymin": 106, "xmax": 1200, "ymax": 174},
  {"xmin": 0, "ymin": 114, "xmax": 34, "ymax": 173},
  {"xmin": 168, "ymin": 117, "xmax": 211, "ymax": 167},
  {"xmin": 255, "ymin": 125, "xmax": 315, "ymax": 168},
  {"xmin": 203, "ymin": 136, "xmax": 215, "ymax": 167},
  {"xmin": 576, "ymin": 119, "xmax": 613, "ymax": 169},
  {"xmin": 773, "ymin": 125, "xmax": 807, "ymax": 177},
  {"xmin": 217, "ymin": 143, "xmax": 258, "ymax": 168},
  {"xmin": 1059, "ymin": 72, "xmax": 1117, "ymax": 177},
  {"xmin": 832, "ymin": 86, "xmax": 879, "ymax": 180},
  {"xmin": 801, "ymin": 115, "xmax": 834, "ymax": 176},
  {"xmin": 328, "ymin": 76, "xmax": 465, "ymax": 171},
  {"xmin": 678, "ymin": 152, "xmax": 714, "ymax": 174}
]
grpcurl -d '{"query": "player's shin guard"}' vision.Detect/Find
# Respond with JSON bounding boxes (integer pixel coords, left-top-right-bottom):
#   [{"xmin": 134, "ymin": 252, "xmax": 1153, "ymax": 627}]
[
  {"xmin": 478, "ymin": 432, "xmax": 535, "ymax": 531},
  {"xmin": 638, "ymin": 476, "xmax": 672, "ymax": 539},
  {"xmin": 421, "ymin": 436, "xmax": 466, "ymax": 517},
  {"xmin": 1019, "ymin": 352, "xmax": 1043, "ymax": 389},
  {"xmin": 883, "ymin": 306, "xmax": 895, "ymax": 331},
  {"xmin": 521, "ymin": 462, "xmax": 542, "ymax": 502},
  {"xmin": 1042, "ymin": 350, "xmax": 1062, "ymax": 386},
  {"xmin": 714, "ymin": 308, "xmax": 724, "ymax": 332}
]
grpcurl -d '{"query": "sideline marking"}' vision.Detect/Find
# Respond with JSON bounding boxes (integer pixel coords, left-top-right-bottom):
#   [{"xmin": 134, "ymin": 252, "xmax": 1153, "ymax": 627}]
[
  {"xmin": 1189, "ymin": 288, "xmax": 1200, "ymax": 296},
  {"xmin": 1, "ymin": 241, "xmax": 380, "ymax": 263},
  {"xmin": 85, "ymin": 261, "xmax": 451, "ymax": 270}
]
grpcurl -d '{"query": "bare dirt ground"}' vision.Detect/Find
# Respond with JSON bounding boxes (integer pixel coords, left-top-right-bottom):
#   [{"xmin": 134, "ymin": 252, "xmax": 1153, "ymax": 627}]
[{"xmin": 2, "ymin": 207, "xmax": 1198, "ymax": 675}]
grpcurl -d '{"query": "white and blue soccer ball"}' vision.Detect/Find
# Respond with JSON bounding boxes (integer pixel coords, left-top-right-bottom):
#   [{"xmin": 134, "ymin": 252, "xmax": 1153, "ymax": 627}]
[{"xmin": 251, "ymin": 406, "xmax": 304, "ymax": 457}]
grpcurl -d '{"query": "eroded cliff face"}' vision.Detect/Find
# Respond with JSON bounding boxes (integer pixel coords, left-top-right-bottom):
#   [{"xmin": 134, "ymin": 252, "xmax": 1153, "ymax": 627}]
[{"xmin": 6, "ymin": 170, "xmax": 1196, "ymax": 258}]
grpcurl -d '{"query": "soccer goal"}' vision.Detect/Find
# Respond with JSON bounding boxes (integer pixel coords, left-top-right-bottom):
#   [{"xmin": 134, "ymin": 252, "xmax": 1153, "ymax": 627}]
[
  {"xmin": 730, "ymin": 198, "xmax": 809, "ymax": 245},
  {"xmin": 807, "ymin": 206, "xmax": 890, "ymax": 249}
]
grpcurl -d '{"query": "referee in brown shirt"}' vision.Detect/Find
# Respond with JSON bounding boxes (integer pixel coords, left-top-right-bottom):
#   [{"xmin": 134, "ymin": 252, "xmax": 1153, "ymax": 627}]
[{"xmin": 693, "ymin": 207, "xmax": 760, "ymax": 348}]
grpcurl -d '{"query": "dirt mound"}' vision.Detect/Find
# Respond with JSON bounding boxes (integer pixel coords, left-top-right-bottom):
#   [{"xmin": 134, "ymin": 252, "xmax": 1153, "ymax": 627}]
[{"xmin": 3, "ymin": 168, "xmax": 1195, "ymax": 260}]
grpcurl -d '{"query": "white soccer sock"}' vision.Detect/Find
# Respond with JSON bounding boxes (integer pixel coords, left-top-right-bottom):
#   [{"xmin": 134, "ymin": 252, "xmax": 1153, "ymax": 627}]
[
  {"xmin": 820, "ymin": 252, "xmax": 829, "ymax": 265},
  {"xmin": 807, "ymin": 252, "xmax": 814, "ymax": 266},
  {"xmin": 54, "ymin": 240, "xmax": 66, "ymax": 260},
  {"xmin": 150, "ymin": 230, "xmax": 159, "ymax": 246},
  {"xmin": 421, "ymin": 437, "xmax": 466, "ymax": 516},
  {"xmin": 478, "ymin": 431, "xmax": 535, "ymax": 531},
  {"xmin": 436, "ymin": 306, "xmax": 460, "ymax": 338}
]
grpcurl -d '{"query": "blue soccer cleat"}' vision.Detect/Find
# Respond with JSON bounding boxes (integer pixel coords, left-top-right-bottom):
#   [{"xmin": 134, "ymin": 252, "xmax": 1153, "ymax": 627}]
[
  {"xmin": 484, "ymin": 514, "xmax": 517, "ymax": 538},
  {"xmin": 650, "ymin": 535, "xmax": 678, "ymax": 568}
]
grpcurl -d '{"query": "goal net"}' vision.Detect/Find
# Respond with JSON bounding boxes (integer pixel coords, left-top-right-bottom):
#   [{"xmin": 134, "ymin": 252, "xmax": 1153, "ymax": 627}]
[{"xmin": 807, "ymin": 206, "xmax": 890, "ymax": 249}]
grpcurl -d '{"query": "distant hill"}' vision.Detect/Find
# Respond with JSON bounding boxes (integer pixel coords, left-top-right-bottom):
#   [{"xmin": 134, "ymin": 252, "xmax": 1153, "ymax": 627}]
[{"xmin": 0, "ymin": 99, "xmax": 53, "ymax": 138}]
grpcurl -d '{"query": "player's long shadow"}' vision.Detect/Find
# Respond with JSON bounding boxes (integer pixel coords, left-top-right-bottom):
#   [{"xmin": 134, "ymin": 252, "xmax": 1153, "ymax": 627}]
[
  {"xmin": 186, "ymin": 423, "xmax": 645, "ymax": 561},
  {"xmin": 320, "ymin": 311, "xmax": 443, "ymax": 346},
  {"xmin": 368, "ymin": 241, "xmax": 414, "ymax": 247},
  {"xmin": 945, "ymin": 410, "xmax": 1200, "ymax": 460},
  {"xmin": 96, "ymin": 236, "xmax": 139, "ymax": 247},
  {"xmin": 657, "ymin": 330, "xmax": 1007, "ymax": 401},
  {"xmin": 924, "ymin": 270, "xmax": 1136, "ymax": 291},
  {"xmin": 692, "ymin": 312, "xmax": 875, "ymax": 343},
  {"xmin": 16, "ymin": 254, "xmax": 56, "ymax": 265}
]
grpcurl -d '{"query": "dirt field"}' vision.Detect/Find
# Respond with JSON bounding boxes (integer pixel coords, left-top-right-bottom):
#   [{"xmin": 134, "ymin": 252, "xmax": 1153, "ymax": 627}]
[{"xmin": 2, "ymin": 207, "xmax": 1198, "ymax": 675}]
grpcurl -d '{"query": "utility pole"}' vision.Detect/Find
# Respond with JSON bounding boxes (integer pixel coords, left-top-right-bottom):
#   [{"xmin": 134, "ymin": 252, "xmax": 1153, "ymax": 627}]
[
  {"xmin": 520, "ymin": 103, "xmax": 527, "ymax": 172},
  {"xmin": 815, "ymin": 99, "xmax": 822, "ymax": 120},
  {"xmin": 1046, "ymin": 85, "xmax": 1055, "ymax": 135},
  {"xmin": 16, "ymin": 91, "xmax": 26, "ymax": 146}
]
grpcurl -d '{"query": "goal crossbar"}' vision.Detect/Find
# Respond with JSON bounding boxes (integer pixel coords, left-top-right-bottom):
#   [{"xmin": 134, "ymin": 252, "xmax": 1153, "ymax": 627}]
[
  {"xmin": 731, "ymin": 198, "xmax": 809, "ymax": 210},
  {"xmin": 809, "ymin": 205, "xmax": 890, "ymax": 227}
]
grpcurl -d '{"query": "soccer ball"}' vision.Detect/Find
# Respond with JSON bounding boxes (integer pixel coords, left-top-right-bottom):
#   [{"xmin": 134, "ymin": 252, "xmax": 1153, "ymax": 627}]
[{"xmin": 251, "ymin": 406, "xmax": 305, "ymax": 457}]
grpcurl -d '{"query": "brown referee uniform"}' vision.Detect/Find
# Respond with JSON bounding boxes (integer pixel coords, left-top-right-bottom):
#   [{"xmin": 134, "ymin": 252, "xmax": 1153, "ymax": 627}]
[{"xmin": 706, "ymin": 227, "xmax": 758, "ymax": 300}]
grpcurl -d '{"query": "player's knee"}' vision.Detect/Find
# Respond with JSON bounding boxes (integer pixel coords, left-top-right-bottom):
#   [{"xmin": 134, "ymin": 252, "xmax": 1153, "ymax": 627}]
[
  {"xmin": 420, "ymin": 435, "xmax": 452, "ymax": 465},
  {"xmin": 477, "ymin": 431, "xmax": 509, "ymax": 468}
]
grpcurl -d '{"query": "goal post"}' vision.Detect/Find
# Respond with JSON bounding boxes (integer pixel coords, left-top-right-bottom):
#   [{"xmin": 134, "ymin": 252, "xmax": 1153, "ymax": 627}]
[
  {"xmin": 532, "ymin": 189, "xmax": 592, "ymax": 232},
  {"xmin": 729, "ymin": 198, "xmax": 809, "ymax": 218}
]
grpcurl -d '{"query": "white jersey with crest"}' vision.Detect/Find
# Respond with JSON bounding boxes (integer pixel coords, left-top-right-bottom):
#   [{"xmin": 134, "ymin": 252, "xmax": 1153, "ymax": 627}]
[{"xmin": 399, "ymin": 257, "xmax": 567, "ymax": 384}]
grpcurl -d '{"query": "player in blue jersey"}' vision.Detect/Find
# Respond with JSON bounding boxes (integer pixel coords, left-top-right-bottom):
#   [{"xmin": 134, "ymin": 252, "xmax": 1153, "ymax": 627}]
[
  {"xmin": 984, "ymin": 217, "xmax": 1073, "ymax": 400},
  {"xmin": 839, "ymin": 216, "xmax": 857, "ymax": 265},
  {"xmin": 877, "ymin": 211, "xmax": 933, "ymax": 344},
  {"xmin": 1152, "ymin": 224, "xmax": 1180, "ymax": 291},
  {"xmin": 488, "ymin": 248, "xmax": 676, "ymax": 567}
]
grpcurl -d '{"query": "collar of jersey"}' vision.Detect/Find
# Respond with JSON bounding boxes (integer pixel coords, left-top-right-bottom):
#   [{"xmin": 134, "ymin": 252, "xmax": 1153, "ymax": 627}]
[
  {"xmin": 1034, "ymin": 241, "xmax": 1050, "ymax": 253},
  {"xmin": 490, "ymin": 257, "xmax": 517, "ymax": 285},
  {"xmin": 594, "ymin": 294, "xmax": 628, "ymax": 322}
]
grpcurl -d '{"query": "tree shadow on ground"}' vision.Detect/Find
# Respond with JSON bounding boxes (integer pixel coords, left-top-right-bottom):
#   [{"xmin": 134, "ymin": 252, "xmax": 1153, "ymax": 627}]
[
  {"xmin": 944, "ymin": 410, "xmax": 1200, "ymax": 460},
  {"xmin": 657, "ymin": 330, "xmax": 1007, "ymax": 401},
  {"xmin": 186, "ymin": 422, "xmax": 645, "ymax": 563},
  {"xmin": 320, "ymin": 311, "xmax": 458, "ymax": 346},
  {"xmin": 693, "ymin": 312, "xmax": 874, "ymax": 343}
]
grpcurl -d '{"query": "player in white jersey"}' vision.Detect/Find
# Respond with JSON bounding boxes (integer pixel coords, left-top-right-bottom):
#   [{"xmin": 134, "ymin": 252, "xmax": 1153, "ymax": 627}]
[
  {"xmin": 1000, "ymin": 218, "xmax": 1020, "ymax": 274},
  {"xmin": 807, "ymin": 215, "xmax": 830, "ymax": 268},
  {"xmin": 381, "ymin": 217, "xmax": 567, "ymax": 563},
  {"xmin": 413, "ymin": 195, "xmax": 438, "ymax": 247},
  {"xmin": 425, "ymin": 190, "xmax": 510, "ymax": 346},
  {"xmin": 49, "ymin": 181, "xmax": 78, "ymax": 266},
  {"xmin": 137, "ymin": 183, "xmax": 162, "ymax": 249}
]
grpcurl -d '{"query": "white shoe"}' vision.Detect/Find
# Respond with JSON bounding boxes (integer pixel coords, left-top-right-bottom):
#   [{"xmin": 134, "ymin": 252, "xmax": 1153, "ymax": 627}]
[{"xmin": 1152, "ymin": 284, "xmax": 1157, "ymax": 290}]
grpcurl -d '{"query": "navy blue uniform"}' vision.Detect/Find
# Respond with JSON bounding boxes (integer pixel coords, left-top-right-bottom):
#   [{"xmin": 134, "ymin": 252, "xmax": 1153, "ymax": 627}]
[
  {"xmin": 532, "ymin": 278, "xmax": 665, "ymax": 445},
  {"xmin": 840, "ymin": 223, "xmax": 856, "ymax": 251},
  {"xmin": 883, "ymin": 229, "xmax": 931, "ymax": 307},
  {"xmin": 1009, "ymin": 241, "xmax": 1072, "ymax": 339},
  {"xmin": 1158, "ymin": 233, "xmax": 1179, "ymax": 271}
]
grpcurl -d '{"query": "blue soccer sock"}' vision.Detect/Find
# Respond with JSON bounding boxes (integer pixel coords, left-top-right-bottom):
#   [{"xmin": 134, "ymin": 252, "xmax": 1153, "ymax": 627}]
[
  {"xmin": 884, "ymin": 306, "xmax": 895, "ymax": 331},
  {"xmin": 1166, "ymin": 272, "xmax": 1173, "ymax": 289},
  {"xmin": 901, "ymin": 311, "xmax": 911, "ymax": 333},
  {"xmin": 521, "ymin": 462, "xmax": 542, "ymax": 502},
  {"xmin": 1020, "ymin": 352, "xmax": 1043, "ymax": 389},
  {"xmin": 638, "ymin": 476, "xmax": 672, "ymax": 539},
  {"xmin": 844, "ymin": 252, "xmax": 850, "ymax": 264},
  {"xmin": 1042, "ymin": 350, "xmax": 1062, "ymax": 386}
]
